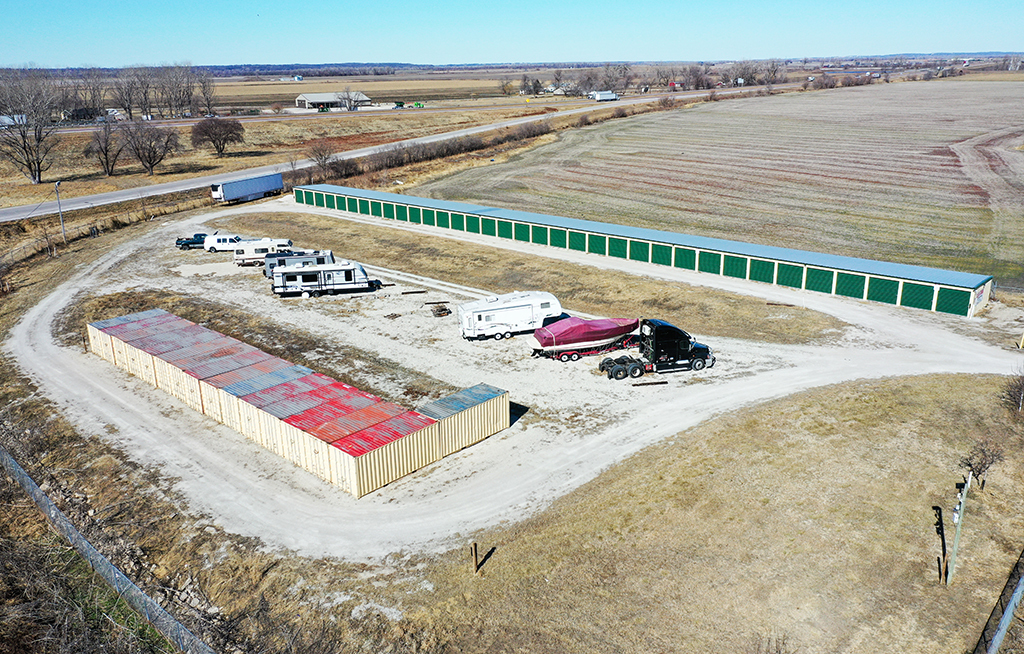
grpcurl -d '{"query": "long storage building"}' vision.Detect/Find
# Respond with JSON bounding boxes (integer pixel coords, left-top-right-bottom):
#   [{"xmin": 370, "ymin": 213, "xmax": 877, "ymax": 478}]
[
  {"xmin": 293, "ymin": 184, "xmax": 993, "ymax": 318},
  {"xmin": 87, "ymin": 309, "xmax": 509, "ymax": 498}
]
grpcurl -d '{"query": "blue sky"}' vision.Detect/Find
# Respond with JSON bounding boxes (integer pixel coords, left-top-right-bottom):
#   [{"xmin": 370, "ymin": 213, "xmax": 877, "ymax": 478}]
[{"xmin": 2, "ymin": 0, "xmax": 1020, "ymax": 68}]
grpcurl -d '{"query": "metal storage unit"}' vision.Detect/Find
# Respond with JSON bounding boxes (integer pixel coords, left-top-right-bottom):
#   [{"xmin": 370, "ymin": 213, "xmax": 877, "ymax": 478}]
[
  {"xmin": 88, "ymin": 312, "xmax": 511, "ymax": 498},
  {"xmin": 295, "ymin": 184, "xmax": 994, "ymax": 317}
]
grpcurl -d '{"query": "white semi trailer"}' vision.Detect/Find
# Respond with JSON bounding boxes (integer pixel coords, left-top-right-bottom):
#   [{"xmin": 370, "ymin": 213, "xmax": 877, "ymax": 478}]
[{"xmin": 211, "ymin": 173, "xmax": 284, "ymax": 203}]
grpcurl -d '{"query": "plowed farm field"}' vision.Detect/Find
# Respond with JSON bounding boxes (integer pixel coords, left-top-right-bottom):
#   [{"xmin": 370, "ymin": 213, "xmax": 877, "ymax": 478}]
[{"xmin": 413, "ymin": 80, "xmax": 1024, "ymax": 285}]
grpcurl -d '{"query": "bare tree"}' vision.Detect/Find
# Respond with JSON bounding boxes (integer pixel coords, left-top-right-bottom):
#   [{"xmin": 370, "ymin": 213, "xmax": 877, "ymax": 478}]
[
  {"xmin": 122, "ymin": 120, "xmax": 179, "ymax": 175},
  {"xmin": 196, "ymin": 68, "xmax": 217, "ymax": 116},
  {"xmin": 305, "ymin": 139, "xmax": 334, "ymax": 180},
  {"xmin": 551, "ymin": 69, "xmax": 564, "ymax": 90},
  {"xmin": 762, "ymin": 59, "xmax": 787, "ymax": 85},
  {"xmin": 519, "ymin": 74, "xmax": 530, "ymax": 94},
  {"xmin": 334, "ymin": 87, "xmax": 360, "ymax": 111},
  {"xmin": 191, "ymin": 117, "xmax": 244, "ymax": 156},
  {"xmin": 960, "ymin": 438, "xmax": 1005, "ymax": 489},
  {"xmin": 111, "ymin": 69, "xmax": 139, "ymax": 120},
  {"xmin": 132, "ymin": 67, "xmax": 154, "ymax": 118},
  {"xmin": 79, "ymin": 68, "xmax": 108, "ymax": 118},
  {"xmin": 0, "ymin": 69, "xmax": 63, "ymax": 184},
  {"xmin": 498, "ymin": 77, "xmax": 513, "ymax": 96},
  {"xmin": 83, "ymin": 121, "xmax": 125, "ymax": 176},
  {"xmin": 1003, "ymin": 365, "xmax": 1024, "ymax": 418}
]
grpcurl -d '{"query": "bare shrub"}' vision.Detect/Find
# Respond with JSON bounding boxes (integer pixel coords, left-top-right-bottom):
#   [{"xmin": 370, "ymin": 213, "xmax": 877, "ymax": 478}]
[
  {"xmin": 611, "ymin": 106, "xmax": 628, "ymax": 119},
  {"xmin": 1003, "ymin": 366, "xmax": 1024, "ymax": 419},
  {"xmin": 657, "ymin": 96, "xmax": 677, "ymax": 109},
  {"xmin": 706, "ymin": 89, "xmax": 718, "ymax": 102},
  {"xmin": 960, "ymin": 438, "xmax": 1005, "ymax": 488},
  {"xmin": 305, "ymin": 139, "xmax": 334, "ymax": 181},
  {"xmin": 576, "ymin": 114, "xmax": 591, "ymax": 127},
  {"xmin": 269, "ymin": 102, "xmax": 283, "ymax": 114},
  {"xmin": 748, "ymin": 631, "xmax": 798, "ymax": 654}
]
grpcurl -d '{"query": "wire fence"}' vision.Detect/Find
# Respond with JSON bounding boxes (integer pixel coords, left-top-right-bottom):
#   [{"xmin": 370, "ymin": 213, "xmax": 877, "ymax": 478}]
[
  {"xmin": 972, "ymin": 546, "xmax": 1024, "ymax": 654},
  {"xmin": 0, "ymin": 443, "xmax": 217, "ymax": 654}
]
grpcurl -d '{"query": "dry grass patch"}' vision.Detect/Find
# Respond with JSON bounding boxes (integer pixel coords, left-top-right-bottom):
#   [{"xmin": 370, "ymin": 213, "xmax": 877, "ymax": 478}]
[{"xmin": 216, "ymin": 211, "xmax": 848, "ymax": 345}]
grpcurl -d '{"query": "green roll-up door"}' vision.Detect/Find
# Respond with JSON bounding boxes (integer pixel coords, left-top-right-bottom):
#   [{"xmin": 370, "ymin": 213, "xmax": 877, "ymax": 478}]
[
  {"xmin": 531, "ymin": 225, "xmax": 548, "ymax": 245},
  {"xmin": 549, "ymin": 228, "xmax": 567, "ymax": 248},
  {"xmin": 900, "ymin": 282, "xmax": 934, "ymax": 310},
  {"xmin": 723, "ymin": 255, "xmax": 748, "ymax": 278},
  {"xmin": 358, "ymin": 199, "xmax": 370, "ymax": 215},
  {"xmin": 396, "ymin": 205, "xmax": 408, "ymax": 221},
  {"xmin": 651, "ymin": 244, "xmax": 671, "ymax": 265},
  {"xmin": 383, "ymin": 203, "xmax": 395, "ymax": 219},
  {"xmin": 674, "ymin": 247, "xmax": 696, "ymax": 269},
  {"xmin": 608, "ymin": 238, "xmax": 627, "ymax": 259},
  {"xmin": 409, "ymin": 207, "xmax": 421, "ymax": 224},
  {"xmin": 325, "ymin": 194, "xmax": 336, "ymax": 209},
  {"xmin": 436, "ymin": 211, "xmax": 449, "ymax": 228},
  {"xmin": 935, "ymin": 287, "xmax": 970, "ymax": 316},
  {"xmin": 466, "ymin": 215, "xmax": 480, "ymax": 233},
  {"xmin": 749, "ymin": 259, "xmax": 775, "ymax": 283},
  {"xmin": 777, "ymin": 263, "xmax": 804, "ymax": 288},
  {"xmin": 303, "ymin": 190, "xmax": 314, "ymax": 205},
  {"xmin": 569, "ymin": 231, "xmax": 587, "ymax": 251},
  {"xmin": 698, "ymin": 251, "xmax": 721, "ymax": 274},
  {"xmin": 805, "ymin": 268, "xmax": 834, "ymax": 293},
  {"xmin": 482, "ymin": 218, "xmax": 496, "ymax": 236},
  {"xmin": 835, "ymin": 272, "xmax": 865, "ymax": 298},
  {"xmin": 314, "ymin": 192, "xmax": 325, "ymax": 207},
  {"xmin": 294, "ymin": 189, "xmax": 303, "ymax": 202},
  {"xmin": 629, "ymin": 241, "xmax": 649, "ymax": 262},
  {"xmin": 513, "ymin": 223, "xmax": 529, "ymax": 241},
  {"xmin": 422, "ymin": 209, "xmax": 435, "ymax": 225},
  {"xmin": 450, "ymin": 213, "xmax": 464, "ymax": 230},
  {"xmin": 347, "ymin": 197, "xmax": 358, "ymax": 213},
  {"xmin": 498, "ymin": 221, "xmax": 513, "ymax": 239},
  {"xmin": 867, "ymin": 277, "xmax": 899, "ymax": 304},
  {"xmin": 588, "ymin": 234, "xmax": 606, "ymax": 255},
  {"xmin": 371, "ymin": 201, "xmax": 382, "ymax": 217}
]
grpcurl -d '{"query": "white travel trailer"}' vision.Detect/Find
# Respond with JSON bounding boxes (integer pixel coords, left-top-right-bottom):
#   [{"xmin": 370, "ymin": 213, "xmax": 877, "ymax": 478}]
[
  {"xmin": 272, "ymin": 260, "xmax": 376, "ymax": 297},
  {"xmin": 457, "ymin": 291, "xmax": 562, "ymax": 340},
  {"xmin": 233, "ymin": 238, "xmax": 294, "ymax": 266},
  {"xmin": 263, "ymin": 249, "xmax": 334, "ymax": 278}
]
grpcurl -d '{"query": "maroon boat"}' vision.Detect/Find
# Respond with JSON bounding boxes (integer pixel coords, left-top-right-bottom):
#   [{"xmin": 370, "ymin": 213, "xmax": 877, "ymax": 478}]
[{"xmin": 527, "ymin": 317, "xmax": 639, "ymax": 361}]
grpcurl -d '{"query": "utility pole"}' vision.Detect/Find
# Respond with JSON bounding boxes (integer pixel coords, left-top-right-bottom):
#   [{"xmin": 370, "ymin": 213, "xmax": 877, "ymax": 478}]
[
  {"xmin": 55, "ymin": 181, "xmax": 66, "ymax": 245},
  {"xmin": 947, "ymin": 470, "xmax": 973, "ymax": 584}
]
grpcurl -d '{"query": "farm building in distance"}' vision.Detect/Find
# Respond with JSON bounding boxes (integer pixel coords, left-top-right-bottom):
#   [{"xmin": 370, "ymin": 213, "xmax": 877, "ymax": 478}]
[
  {"xmin": 294, "ymin": 184, "xmax": 993, "ymax": 318},
  {"xmin": 86, "ymin": 309, "xmax": 509, "ymax": 498},
  {"xmin": 295, "ymin": 91, "xmax": 372, "ymax": 110}
]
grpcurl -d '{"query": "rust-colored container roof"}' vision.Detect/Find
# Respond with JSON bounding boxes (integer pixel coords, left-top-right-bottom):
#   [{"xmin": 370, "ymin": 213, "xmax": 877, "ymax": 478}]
[{"xmin": 333, "ymin": 411, "xmax": 436, "ymax": 456}]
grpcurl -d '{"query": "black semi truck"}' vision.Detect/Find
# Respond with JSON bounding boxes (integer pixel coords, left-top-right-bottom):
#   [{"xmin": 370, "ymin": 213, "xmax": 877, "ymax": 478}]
[{"xmin": 599, "ymin": 318, "xmax": 714, "ymax": 380}]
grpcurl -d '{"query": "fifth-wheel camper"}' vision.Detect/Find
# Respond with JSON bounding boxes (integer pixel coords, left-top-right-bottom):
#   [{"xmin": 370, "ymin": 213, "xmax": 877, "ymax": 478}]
[
  {"xmin": 457, "ymin": 291, "xmax": 562, "ymax": 340},
  {"xmin": 233, "ymin": 238, "xmax": 294, "ymax": 266},
  {"xmin": 272, "ymin": 260, "xmax": 376, "ymax": 297}
]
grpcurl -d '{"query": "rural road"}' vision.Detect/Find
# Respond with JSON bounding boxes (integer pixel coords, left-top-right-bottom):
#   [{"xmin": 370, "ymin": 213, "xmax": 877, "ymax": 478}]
[
  {"xmin": 5, "ymin": 198, "xmax": 1021, "ymax": 560},
  {"xmin": 0, "ymin": 86, "xmax": 776, "ymax": 226}
]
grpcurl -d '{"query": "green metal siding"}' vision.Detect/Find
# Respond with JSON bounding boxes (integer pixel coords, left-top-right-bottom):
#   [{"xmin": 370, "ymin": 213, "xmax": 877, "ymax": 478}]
[
  {"xmin": 422, "ymin": 209, "xmax": 435, "ymax": 226},
  {"xmin": 777, "ymin": 263, "xmax": 804, "ymax": 288},
  {"xmin": 294, "ymin": 189, "xmax": 303, "ymax": 202},
  {"xmin": 371, "ymin": 201, "xmax": 382, "ymax": 217},
  {"xmin": 531, "ymin": 225, "xmax": 548, "ymax": 245},
  {"xmin": 549, "ymin": 228, "xmax": 567, "ymax": 248},
  {"xmin": 497, "ymin": 220, "xmax": 513, "ymax": 239},
  {"xmin": 303, "ymin": 190, "xmax": 314, "ymax": 205},
  {"xmin": 674, "ymin": 247, "xmax": 696, "ymax": 270},
  {"xmin": 450, "ymin": 213, "xmax": 464, "ymax": 231},
  {"xmin": 465, "ymin": 214, "xmax": 479, "ymax": 233},
  {"xmin": 805, "ymin": 268, "xmax": 834, "ymax": 293},
  {"xmin": 482, "ymin": 218, "xmax": 496, "ymax": 236},
  {"xmin": 358, "ymin": 199, "xmax": 370, "ymax": 215},
  {"xmin": 900, "ymin": 282, "xmax": 935, "ymax": 310},
  {"xmin": 409, "ymin": 207, "xmax": 421, "ymax": 224},
  {"xmin": 569, "ymin": 231, "xmax": 587, "ymax": 252},
  {"xmin": 749, "ymin": 259, "xmax": 775, "ymax": 283},
  {"xmin": 325, "ymin": 194, "xmax": 336, "ymax": 210},
  {"xmin": 867, "ymin": 277, "xmax": 899, "ymax": 304},
  {"xmin": 723, "ymin": 255, "xmax": 748, "ymax": 279},
  {"xmin": 435, "ymin": 211, "xmax": 449, "ymax": 228},
  {"xmin": 396, "ymin": 205, "xmax": 408, "ymax": 221},
  {"xmin": 651, "ymin": 243, "xmax": 672, "ymax": 266},
  {"xmin": 936, "ymin": 287, "xmax": 970, "ymax": 316},
  {"xmin": 629, "ymin": 241, "xmax": 649, "ymax": 262},
  {"xmin": 314, "ymin": 192, "xmax": 325, "ymax": 207},
  {"xmin": 514, "ymin": 223, "xmax": 530, "ymax": 242},
  {"xmin": 346, "ymin": 197, "xmax": 358, "ymax": 213},
  {"xmin": 608, "ymin": 237, "xmax": 628, "ymax": 259},
  {"xmin": 835, "ymin": 272, "xmax": 865, "ymax": 298},
  {"xmin": 383, "ymin": 203, "xmax": 394, "ymax": 219},
  {"xmin": 588, "ymin": 234, "xmax": 606, "ymax": 255},
  {"xmin": 698, "ymin": 251, "xmax": 721, "ymax": 274}
]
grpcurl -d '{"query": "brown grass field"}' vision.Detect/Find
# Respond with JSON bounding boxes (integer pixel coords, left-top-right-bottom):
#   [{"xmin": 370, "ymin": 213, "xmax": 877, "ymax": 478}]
[{"xmin": 3, "ymin": 76, "xmax": 1024, "ymax": 653}]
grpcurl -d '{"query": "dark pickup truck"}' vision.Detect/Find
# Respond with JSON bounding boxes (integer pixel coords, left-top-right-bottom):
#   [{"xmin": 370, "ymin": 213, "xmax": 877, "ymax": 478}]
[
  {"xmin": 600, "ymin": 319, "xmax": 714, "ymax": 380},
  {"xmin": 175, "ymin": 233, "xmax": 208, "ymax": 250}
]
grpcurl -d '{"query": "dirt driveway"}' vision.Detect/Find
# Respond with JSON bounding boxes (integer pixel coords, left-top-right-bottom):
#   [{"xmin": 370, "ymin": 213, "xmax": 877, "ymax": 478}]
[{"xmin": 6, "ymin": 196, "xmax": 1023, "ymax": 560}]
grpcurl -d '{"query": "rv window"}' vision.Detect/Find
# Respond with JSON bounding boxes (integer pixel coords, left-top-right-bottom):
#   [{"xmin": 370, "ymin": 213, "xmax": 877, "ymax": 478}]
[
  {"xmin": 345, "ymin": 270, "xmax": 353, "ymax": 282},
  {"xmin": 301, "ymin": 274, "xmax": 318, "ymax": 283},
  {"xmin": 325, "ymin": 274, "xmax": 332, "ymax": 281},
  {"xmin": 316, "ymin": 258, "xmax": 325, "ymax": 264},
  {"xmin": 256, "ymin": 248, "xmax": 268, "ymax": 254},
  {"xmin": 285, "ymin": 275, "xmax": 297, "ymax": 282},
  {"xmin": 540, "ymin": 302, "xmax": 550, "ymax": 309},
  {"xmin": 476, "ymin": 315, "xmax": 482, "ymax": 322},
  {"xmin": 485, "ymin": 315, "xmax": 493, "ymax": 322},
  {"xmin": 235, "ymin": 249, "xmax": 244, "ymax": 254}
]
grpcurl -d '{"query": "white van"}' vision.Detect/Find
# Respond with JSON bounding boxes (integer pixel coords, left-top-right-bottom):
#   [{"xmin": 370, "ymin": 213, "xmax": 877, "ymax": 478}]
[
  {"xmin": 272, "ymin": 260, "xmax": 376, "ymax": 297},
  {"xmin": 233, "ymin": 238, "xmax": 293, "ymax": 266},
  {"xmin": 457, "ymin": 291, "xmax": 562, "ymax": 340},
  {"xmin": 203, "ymin": 234, "xmax": 247, "ymax": 252}
]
